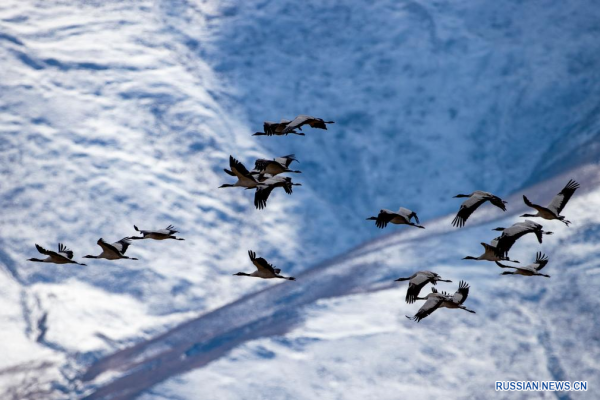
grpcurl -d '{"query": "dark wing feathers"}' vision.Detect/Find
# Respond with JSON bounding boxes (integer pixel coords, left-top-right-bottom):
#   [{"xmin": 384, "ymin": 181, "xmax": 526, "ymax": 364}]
[
  {"xmin": 410, "ymin": 296, "xmax": 444, "ymax": 322},
  {"xmin": 254, "ymin": 159, "xmax": 271, "ymax": 171},
  {"xmin": 534, "ymin": 252, "xmax": 549, "ymax": 271},
  {"xmin": 248, "ymin": 250, "xmax": 275, "ymax": 274},
  {"xmin": 57, "ymin": 243, "xmax": 74, "ymax": 259},
  {"xmin": 283, "ymin": 182, "xmax": 294, "ymax": 195},
  {"xmin": 452, "ymin": 197, "xmax": 487, "ymax": 228},
  {"xmin": 453, "ymin": 280, "xmax": 470, "ymax": 304},
  {"xmin": 254, "ymin": 186, "xmax": 276, "ymax": 210},
  {"xmin": 35, "ymin": 244, "xmax": 51, "ymax": 255},
  {"xmin": 548, "ymin": 179, "xmax": 579, "ymax": 215},
  {"xmin": 375, "ymin": 211, "xmax": 394, "ymax": 229},
  {"xmin": 230, "ymin": 155, "xmax": 251, "ymax": 177},
  {"xmin": 489, "ymin": 196, "xmax": 507, "ymax": 211},
  {"xmin": 110, "ymin": 238, "xmax": 132, "ymax": 255}
]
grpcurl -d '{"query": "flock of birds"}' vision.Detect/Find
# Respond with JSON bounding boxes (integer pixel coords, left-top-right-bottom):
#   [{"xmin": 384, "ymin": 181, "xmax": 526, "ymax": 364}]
[{"xmin": 27, "ymin": 114, "xmax": 581, "ymax": 323}]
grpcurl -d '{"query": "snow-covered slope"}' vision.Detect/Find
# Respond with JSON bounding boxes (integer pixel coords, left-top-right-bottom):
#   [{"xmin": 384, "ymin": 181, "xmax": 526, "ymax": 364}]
[
  {"xmin": 0, "ymin": 1, "xmax": 307, "ymax": 397},
  {"xmin": 201, "ymin": 0, "xmax": 600, "ymax": 250},
  {"xmin": 1, "ymin": 0, "xmax": 600, "ymax": 398},
  {"xmin": 76, "ymin": 165, "xmax": 600, "ymax": 399}
]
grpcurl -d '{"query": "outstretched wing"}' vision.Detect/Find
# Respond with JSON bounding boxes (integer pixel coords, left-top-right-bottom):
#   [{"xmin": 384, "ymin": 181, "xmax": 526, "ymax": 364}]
[
  {"xmin": 452, "ymin": 196, "xmax": 488, "ymax": 228},
  {"xmin": 410, "ymin": 296, "xmax": 444, "ymax": 322},
  {"xmin": 248, "ymin": 250, "xmax": 276, "ymax": 274},
  {"xmin": 406, "ymin": 273, "xmax": 431, "ymax": 304},
  {"xmin": 534, "ymin": 252, "xmax": 549, "ymax": 271},
  {"xmin": 494, "ymin": 224, "xmax": 532, "ymax": 257},
  {"xmin": 274, "ymin": 154, "xmax": 297, "ymax": 167},
  {"xmin": 254, "ymin": 159, "xmax": 272, "ymax": 171},
  {"xmin": 374, "ymin": 210, "xmax": 395, "ymax": 229},
  {"xmin": 282, "ymin": 115, "xmax": 310, "ymax": 133},
  {"xmin": 229, "ymin": 155, "xmax": 252, "ymax": 178},
  {"xmin": 35, "ymin": 244, "xmax": 51, "ymax": 256},
  {"xmin": 111, "ymin": 238, "xmax": 133, "ymax": 254},
  {"xmin": 57, "ymin": 243, "xmax": 74, "ymax": 259},
  {"xmin": 254, "ymin": 185, "xmax": 276, "ymax": 210},
  {"xmin": 165, "ymin": 225, "xmax": 178, "ymax": 234},
  {"xmin": 453, "ymin": 280, "xmax": 470, "ymax": 304},
  {"xmin": 489, "ymin": 195, "xmax": 507, "ymax": 211},
  {"xmin": 547, "ymin": 179, "xmax": 579, "ymax": 215}
]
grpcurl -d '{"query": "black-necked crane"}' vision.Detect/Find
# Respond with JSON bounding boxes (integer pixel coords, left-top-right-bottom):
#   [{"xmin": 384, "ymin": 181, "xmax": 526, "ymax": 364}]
[
  {"xmin": 233, "ymin": 250, "xmax": 296, "ymax": 280},
  {"xmin": 452, "ymin": 191, "xmax": 507, "ymax": 228},
  {"xmin": 406, "ymin": 281, "xmax": 475, "ymax": 322},
  {"xmin": 521, "ymin": 179, "xmax": 580, "ymax": 226},
  {"xmin": 253, "ymin": 120, "xmax": 300, "ymax": 136},
  {"xmin": 493, "ymin": 220, "xmax": 553, "ymax": 259},
  {"xmin": 220, "ymin": 156, "xmax": 260, "ymax": 189},
  {"xmin": 496, "ymin": 252, "xmax": 551, "ymax": 278},
  {"xmin": 394, "ymin": 271, "xmax": 452, "ymax": 303},
  {"xmin": 281, "ymin": 115, "xmax": 334, "ymax": 135},
  {"xmin": 462, "ymin": 238, "xmax": 520, "ymax": 263},
  {"xmin": 27, "ymin": 243, "xmax": 86, "ymax": 266},
  {"xmin": 253, "ymin": 154, "xmax": 301, "ymax": 177},
  {"xmin": 84, "ymin": 238, "xmax": 138, "ymax": 260},
  {"xmin": 254, "ymin": 176, "xmax": 301, "ymax": 210},
  {"xmin": 367, "ymin": 208, "xmax": 424, "ymax": 229},
  {"xmin": 129, "ymin": 225, "xmax": 184, "ymax": 241}
]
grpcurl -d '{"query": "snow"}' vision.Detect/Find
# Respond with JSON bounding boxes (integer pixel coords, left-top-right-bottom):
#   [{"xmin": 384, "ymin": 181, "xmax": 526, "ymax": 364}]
[{"xmin": 1, "ymin": 0, "xmax": 600, "ymax": 398}]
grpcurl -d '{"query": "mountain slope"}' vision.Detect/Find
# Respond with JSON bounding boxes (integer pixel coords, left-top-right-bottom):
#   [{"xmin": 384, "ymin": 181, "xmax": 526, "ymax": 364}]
[
  {"xmin": 78, "ymin": 165, "xmax": 600, "ymax": 399},
  {"xmin": 2, "ymin": 0, "xmax": 600, "ymax": 398}
]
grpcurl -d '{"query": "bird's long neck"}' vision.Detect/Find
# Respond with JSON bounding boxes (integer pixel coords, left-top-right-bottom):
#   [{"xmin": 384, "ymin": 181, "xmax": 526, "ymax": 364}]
[
  {"xmin": 84, "ymin": 255, "xmax": 99, "ymax": 259},
  {"xmin": 219, "ymin": 184, "xmax": 234, "ymax": 188},
  {"xmin": 462, "ymin": 256, "xmax": 478, "ymax": 260},
  {"xmin": 454, "ymin": 194, "xmax": 470, "ymax": 198},
  {"xmin": 394, "ymin": 277, "xmax": 410, "ymax": 281},
  {"xmin": 521, "ymin": 213, "xmax": 538, "ymax": 217},
  {"xmin": 28, "ymin": 258, "xmax": 44, "ymax": 262}
]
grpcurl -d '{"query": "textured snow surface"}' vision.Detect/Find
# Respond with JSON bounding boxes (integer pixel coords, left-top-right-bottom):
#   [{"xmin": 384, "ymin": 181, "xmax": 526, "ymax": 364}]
[
  {"xmin": 1, "ymin": 0, "xmax": 600, "ymax": 398},
  {"xmin": 134, "ymin": 168, "xmax": 600, "ymax": 400}
]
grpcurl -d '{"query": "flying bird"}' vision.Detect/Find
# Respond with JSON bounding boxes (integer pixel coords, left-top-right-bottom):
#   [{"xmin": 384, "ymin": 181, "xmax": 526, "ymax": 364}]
[
  {"xmin": 406, "ymin": 281, "xmax": 476, "ymax": 322},
  {"xmin": 27, "ymin": 243, "xmax": 86, "ymax": 266},
  {"xmin": 253, "ymin": 154, "xmax": 301, "ymax": 177},
  {"xmin": 462, "ymin": 238, "xmax": 520, "ymax": 263},
  {"xmin": 394, "ymin": 271, "xmax": 452, "ymax": 303},
  {"xmin": 254, "ymin": 176, "xmax": 301, "ymax": 210},
  {"xmin": 220, "ymin": 156, "xmax": 260, "ymax": 189},
  {"xmin": 496, "ymin": 252, "xmax": 551, "ymax": 278},
  {"xmin": 367, "ymin": 208, "xmax": 424, "ymax": 229},
  {"xmin": 452, "ymin": 191, "xmax": 507, "ymax": 228},
  {"xmin": 129, "ymin": 225, "xmax": 184, "ymax": 241},
  {"xmin": 84, "ymin": 238, "xmax": 138, "ymax": 260},
  {"xmin": 253, "ymin": 120, "xmax": 300, "ymax": 136},
  {"xmin": 493, "ymin": 220, "xmax": 553, "ymax": 259},
  {"xmin": 521, "ymin": 179, "xmax": 580, "ymax": 226},
  {"xmin": 233, "ymin": 250, "xmax": 295, "ymax": 280},
  {"xmin": 281, "ymin": 115, "xmax": 334, "ymax": 135}
]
